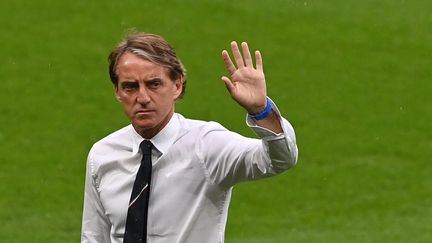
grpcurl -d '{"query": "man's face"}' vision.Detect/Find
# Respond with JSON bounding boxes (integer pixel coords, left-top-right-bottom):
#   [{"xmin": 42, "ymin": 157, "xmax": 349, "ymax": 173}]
[{"xmin": 115, "ymin": 52, "xmax": 182, "ymax": 138}]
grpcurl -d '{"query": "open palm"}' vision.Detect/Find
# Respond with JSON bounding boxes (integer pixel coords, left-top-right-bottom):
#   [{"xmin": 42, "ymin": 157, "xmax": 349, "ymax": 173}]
[{"xmin": 221, "ymin": 41, "xmax": 267, "ymax": 114}]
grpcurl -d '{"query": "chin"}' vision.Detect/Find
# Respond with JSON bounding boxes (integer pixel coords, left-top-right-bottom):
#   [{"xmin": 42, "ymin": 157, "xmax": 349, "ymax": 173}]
[{"xmin": 132, "ymin": 120, "xmax": 155, "ymax": 130}]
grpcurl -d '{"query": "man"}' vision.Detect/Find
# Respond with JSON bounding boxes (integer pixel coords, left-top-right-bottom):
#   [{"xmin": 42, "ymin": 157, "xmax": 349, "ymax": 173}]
[{"xmin": 81, "ymin": 32, "xmax": 298, "ymax": 243}]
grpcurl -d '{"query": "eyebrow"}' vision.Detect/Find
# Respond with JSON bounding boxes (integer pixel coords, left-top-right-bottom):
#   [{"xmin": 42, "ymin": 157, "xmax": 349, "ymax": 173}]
[
  {"xmin": 120, "ymin": 80, "xmax": 138, "ymax": 86},
  {"xmin": 120, "ymin": 77, "xmax": 164, "ymax": 86},
  {"xmin": 144, "ymin": 78, "xmax": 162, "ymax": 84}
]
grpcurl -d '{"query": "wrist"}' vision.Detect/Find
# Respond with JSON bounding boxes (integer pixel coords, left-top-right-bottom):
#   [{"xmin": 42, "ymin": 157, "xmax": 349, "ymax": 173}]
[{"xmin": 248, "ymin": 97, "xmax": 272, "ymax": 120}]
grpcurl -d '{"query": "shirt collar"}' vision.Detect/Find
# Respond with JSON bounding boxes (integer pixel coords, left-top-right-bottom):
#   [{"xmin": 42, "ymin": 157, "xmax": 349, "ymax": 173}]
[{"xmin": 131, "ymin": 113, "xmax": 180, "ymax": 155}]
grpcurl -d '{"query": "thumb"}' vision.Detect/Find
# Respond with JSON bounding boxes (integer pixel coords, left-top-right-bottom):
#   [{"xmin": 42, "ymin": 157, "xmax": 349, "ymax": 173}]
[{"xmin": 221, "ymin": 76, "xmax": 235, "ymax": 94}]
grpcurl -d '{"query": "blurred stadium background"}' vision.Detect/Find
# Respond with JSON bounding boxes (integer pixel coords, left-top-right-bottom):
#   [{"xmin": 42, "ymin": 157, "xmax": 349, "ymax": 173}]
[{"xmin": 1, "ymin": 0, "xmax": 431, "ymax": 242}]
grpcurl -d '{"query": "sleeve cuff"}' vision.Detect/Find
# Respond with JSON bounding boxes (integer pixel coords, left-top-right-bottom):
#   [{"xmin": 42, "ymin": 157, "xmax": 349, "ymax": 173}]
[{"xmin": 246, "ymin": 97, "xmax": 285, "ymax": 140}]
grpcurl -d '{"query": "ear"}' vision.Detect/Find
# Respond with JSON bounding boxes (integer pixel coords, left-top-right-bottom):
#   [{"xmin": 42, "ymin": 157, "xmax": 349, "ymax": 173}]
[
  {"xmin": 173, "ymin": 77, "xmax": 183, "ymax": 100},
  {"xmin": 115, "ymin": 85, "xmax": 122, "ymax": 102}
]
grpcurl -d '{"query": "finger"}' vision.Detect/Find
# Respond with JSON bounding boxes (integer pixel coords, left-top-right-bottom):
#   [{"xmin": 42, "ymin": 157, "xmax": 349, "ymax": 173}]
[
  {"xmin": 241, "ymin": 42, "xmax": 253, "ymax": 67},
  {"xmin": 230, "ymin": 41, "xmax": 245, "ymax": 68},
  {"xmin": 255, "ymin": 50, "xmax": 263, "ymax": 72},
  {"xmin": 221, "ymin": 76, "xmax": 236, "ymax": 94},
  {"xmin": 221, "ymin": 50, "xmax": 236, "ymax": 75}
]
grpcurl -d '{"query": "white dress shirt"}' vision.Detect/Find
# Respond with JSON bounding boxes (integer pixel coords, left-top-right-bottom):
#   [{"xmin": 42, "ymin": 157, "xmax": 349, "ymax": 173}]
[{"xmin": 81, "ymin": 101, "xmax": 298, "ymax": 243}]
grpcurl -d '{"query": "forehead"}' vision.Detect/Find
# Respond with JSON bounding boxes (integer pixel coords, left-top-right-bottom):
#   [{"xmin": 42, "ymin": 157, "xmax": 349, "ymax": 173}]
[{"xmin": 117, "ymin": 52, "xmax": 168, "ymax": 79}]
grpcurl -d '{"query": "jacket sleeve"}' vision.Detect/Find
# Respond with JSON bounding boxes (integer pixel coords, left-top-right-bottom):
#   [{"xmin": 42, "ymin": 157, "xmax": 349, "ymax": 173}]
[
  {"xmin": 81, "ymin": 153, "xmax": 111, "ymax": 243},
  {"xmin": 196, "ymin": 98, "xmax": 298, "ymax": 188}
]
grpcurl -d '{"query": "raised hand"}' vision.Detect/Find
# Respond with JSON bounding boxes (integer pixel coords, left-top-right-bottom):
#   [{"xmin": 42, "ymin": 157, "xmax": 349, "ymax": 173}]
[{"xmin": 221, "ymin": 41, "xmax": 267, "ymax": 114}]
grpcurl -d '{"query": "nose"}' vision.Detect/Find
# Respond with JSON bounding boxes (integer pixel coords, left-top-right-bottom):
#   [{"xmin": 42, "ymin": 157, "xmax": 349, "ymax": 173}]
[{"xmin": 137, "ymin": 86, "xmax": 151, "ymax": 104}]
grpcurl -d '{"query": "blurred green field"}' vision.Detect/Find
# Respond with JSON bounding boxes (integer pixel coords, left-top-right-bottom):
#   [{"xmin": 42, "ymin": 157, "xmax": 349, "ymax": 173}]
[{"xmin": 1, "ymin": 0, "xmax": 431, "ymax": 242}]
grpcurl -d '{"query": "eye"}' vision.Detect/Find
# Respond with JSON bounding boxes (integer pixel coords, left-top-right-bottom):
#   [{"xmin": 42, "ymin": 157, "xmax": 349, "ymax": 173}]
[
  {"xmin": 122, "ymin": 82, "xmax": 139, "ymax": 91},
  {"xmin": 147, "ymin": 80, "xmax": 162, "ymax": 89}
]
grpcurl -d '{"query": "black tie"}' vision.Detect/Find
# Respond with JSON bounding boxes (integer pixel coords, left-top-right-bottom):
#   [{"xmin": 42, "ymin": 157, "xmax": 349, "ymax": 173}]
[{"xmin": 123, "ymin": 140, "xmax": 153, "ymax": 243}]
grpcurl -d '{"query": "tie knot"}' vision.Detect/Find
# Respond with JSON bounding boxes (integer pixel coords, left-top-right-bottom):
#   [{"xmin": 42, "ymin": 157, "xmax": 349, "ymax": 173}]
[{"xmin": 140, "ymin": 140, "xmax": 153, "ymax": 155}]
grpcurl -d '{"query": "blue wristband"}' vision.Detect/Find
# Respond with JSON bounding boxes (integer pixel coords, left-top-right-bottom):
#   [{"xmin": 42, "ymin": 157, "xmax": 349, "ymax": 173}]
[{"xmin": 249, "ymin": 97, "xmax": 272, "ymax": 120}]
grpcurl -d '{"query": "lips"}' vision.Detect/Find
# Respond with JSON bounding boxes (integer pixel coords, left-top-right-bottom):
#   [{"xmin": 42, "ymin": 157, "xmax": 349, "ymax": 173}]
[{"xmin": 135, "ymin": 110, "xmax": 155, "ymax": 116}]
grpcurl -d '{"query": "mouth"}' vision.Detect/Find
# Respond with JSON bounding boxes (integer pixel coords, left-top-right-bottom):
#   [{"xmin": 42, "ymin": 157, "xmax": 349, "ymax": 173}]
[{"xmin": 135, "ymin": 110, "xmax": 155, "ymax": 116}]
